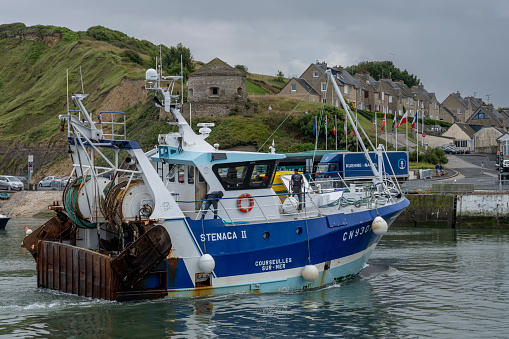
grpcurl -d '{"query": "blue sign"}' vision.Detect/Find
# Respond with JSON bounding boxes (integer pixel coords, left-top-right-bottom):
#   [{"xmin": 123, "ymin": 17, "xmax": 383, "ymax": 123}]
[{"xmin": 342, "ymin": 152, "xmax": 409, "ymax": 178}]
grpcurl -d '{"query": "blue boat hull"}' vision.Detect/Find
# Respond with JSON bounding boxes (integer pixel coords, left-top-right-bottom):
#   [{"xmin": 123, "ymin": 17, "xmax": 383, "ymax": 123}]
[{"xmin": 161, "ymin": 197, "xmax": 409, "ymax": 297}]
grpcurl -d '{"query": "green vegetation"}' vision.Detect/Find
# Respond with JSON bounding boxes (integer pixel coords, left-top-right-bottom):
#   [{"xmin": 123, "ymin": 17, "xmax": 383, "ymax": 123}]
[
  {"xmin": 345, "ymin": 60, "xmax": 420, "ymax": 88},
  {"xmin": 409, "ymin": 148, "xmax": 448, "ymax": 165},
  {"xmin": 246, "ymin": 81, "xmax": 269, "ymax": 95}
]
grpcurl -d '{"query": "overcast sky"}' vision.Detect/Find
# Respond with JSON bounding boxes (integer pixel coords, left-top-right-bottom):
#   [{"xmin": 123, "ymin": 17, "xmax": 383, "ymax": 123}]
[{"xmin": 2, "ymin": 0, "xmax": 508, "ymax": 107}]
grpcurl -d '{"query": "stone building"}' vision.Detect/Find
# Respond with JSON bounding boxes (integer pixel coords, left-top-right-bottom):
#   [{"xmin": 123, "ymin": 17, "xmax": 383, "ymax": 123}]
[{"xmin": 186, "ymin": 58, "xmax": 246, "ymax": 117}]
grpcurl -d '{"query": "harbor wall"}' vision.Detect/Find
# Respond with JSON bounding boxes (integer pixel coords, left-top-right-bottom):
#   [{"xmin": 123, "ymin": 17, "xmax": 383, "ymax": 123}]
[{"xmin": 394, "ymin": 193, "xmax": 509, "ymax": 228}]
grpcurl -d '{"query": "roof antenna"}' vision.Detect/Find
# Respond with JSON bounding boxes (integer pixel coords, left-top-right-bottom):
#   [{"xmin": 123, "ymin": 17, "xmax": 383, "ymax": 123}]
[
  {"xmin": 181, "ymin": 54, "xmax": 184, "ymax": 105},
  {"xmin": 80, "ymin": 66, "xmax": 84, "ymax": 94}
]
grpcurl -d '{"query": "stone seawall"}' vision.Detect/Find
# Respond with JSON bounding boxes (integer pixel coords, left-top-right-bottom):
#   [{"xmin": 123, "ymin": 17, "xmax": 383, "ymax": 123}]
[{"xmin": 395, "ymin": 193, "xmax": 509, "ymax": 228}]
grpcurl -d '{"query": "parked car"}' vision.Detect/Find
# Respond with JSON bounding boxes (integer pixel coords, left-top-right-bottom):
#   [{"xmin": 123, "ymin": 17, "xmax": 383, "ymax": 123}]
[
  {"xmin": 38, "ymin": 176, "xmax": 62, "ymax": 187},
  {"xmin": 0, "ymin": 176, "xmax": 24, "ymax": 191},
  {"xmin": 438, "ymin": 145, "xmax": 458, "ymax": 154},
  {"xmin": 60, "ymin": 176, "xmax": 74, "ymax": 186},
  {"xmin": 16, "ymin": 176, "xmax": 28, "ymax": 184}
]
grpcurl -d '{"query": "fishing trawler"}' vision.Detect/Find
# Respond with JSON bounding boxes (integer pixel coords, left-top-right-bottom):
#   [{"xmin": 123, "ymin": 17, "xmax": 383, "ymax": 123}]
[{"xmin": 22, "ymin": 63, "xmax": 409, "ymax": 301}]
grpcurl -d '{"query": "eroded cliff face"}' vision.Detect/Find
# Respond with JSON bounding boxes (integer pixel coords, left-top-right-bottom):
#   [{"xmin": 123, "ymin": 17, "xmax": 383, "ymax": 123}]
[{"xmin": 14, "ymin": 32, "xmax": 62, "ymax": 46}]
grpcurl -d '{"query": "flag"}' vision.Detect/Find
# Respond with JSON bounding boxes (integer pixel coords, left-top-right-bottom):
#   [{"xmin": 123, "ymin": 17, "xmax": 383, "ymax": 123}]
[
  {"xmin": 333, "ymin": 115, "xmax": 336, "ymax": 136},
  {"xmin": 325, "ymin": 115, "xmax": 327, "ymax": 134},
  {"xmin": 396, "ymin": 111, "xmax": 408, "ymax": 128},
  {"xmin": 313, "ymin": 116, "xmax": 316, "ymax": 135},
  {"xmin": 372, "ymin": 114, "xmax": 377, "ymax": 131},
  {"xmin": 344, "ymin": 117, "xmax": 347, "ymax": 135},
  {"xmin": 411, "ymin": 112, "xmax": 417, "ymax": 130},
  {"xmin": 391, "ymin": 113, "xmax": 396, "ymax": 131},
  {"xmin": 380, "ymin": 112, "xmax": 386, "ymax": 131}
]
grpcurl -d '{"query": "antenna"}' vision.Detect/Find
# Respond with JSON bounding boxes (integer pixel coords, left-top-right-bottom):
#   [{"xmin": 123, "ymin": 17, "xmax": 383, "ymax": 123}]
[
  {"xmin": 80, "ymin": 66, "xmax": 84, "ymax": 94},
  {"xmin": 181, "ymin": 55, "xmax": 184, "ymax": 105},
  {"xmin": 66, "ymin": 69, "xmax": 69, "ymax": 114},
  {"xmin": 486, "ymin": 94, "xmax": 492, "ymax": 105}
]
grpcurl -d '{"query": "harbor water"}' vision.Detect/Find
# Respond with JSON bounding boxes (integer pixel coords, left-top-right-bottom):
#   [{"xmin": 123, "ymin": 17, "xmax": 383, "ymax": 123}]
[{"xmin": 1, "ymin": 219, "xmax": 509, "ymax": 338}]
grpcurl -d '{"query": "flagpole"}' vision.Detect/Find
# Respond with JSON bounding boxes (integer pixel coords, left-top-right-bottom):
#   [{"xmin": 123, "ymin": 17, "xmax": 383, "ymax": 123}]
[
  {"xmin": 406, "ymin": 113, "xmax": 408, "ymax": 151},
  {"xmin": 356, "ymin": 112, "xmax": 359, "ymax": 152},
  {"xmin": 375, "ymin": 112, "xmax": 378, "ymax": 149},
  {"xmin": 345, "ymin": 117, "xmax": 348, "ymax": 151},
  {"xmin": 384, "ymin": 113, "xmax": 387, "ymax": 151},
  {"xmin": 325, "ymin": 115, "xmax": 328, "ymax": 151},
  {"xmin": 416, "ymin": 110, "xmax": 419, "ymax": 162},
  {"xmin": 395, "ymin": 114, "xmax": 398, "ymax": 151},
  {"xmin": 335, "ymin": 115, "xmax": 337, "ymax": 150}
]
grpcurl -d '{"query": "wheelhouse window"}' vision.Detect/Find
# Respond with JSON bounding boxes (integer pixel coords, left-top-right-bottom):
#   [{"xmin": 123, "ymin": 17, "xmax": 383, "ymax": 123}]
[{"xmin": 213, "ymin": 161, "xmax": 277, "ymax": 190}]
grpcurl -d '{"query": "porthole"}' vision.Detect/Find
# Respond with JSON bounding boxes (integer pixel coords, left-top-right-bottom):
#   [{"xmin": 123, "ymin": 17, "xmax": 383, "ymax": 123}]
[
  {"xmin": 263, "ymin": 232, "xmax": 270, "ymax": 240},
  {"xmin": 296, "ymin": 227, "xmax": 303, "ymax": 234}
]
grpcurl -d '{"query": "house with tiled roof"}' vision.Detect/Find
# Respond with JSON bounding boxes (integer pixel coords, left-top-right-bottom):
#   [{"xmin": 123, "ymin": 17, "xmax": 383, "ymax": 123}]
[
  {"xmin": 354, "ymin": 73, "xmax": 381, "ymax": 112},
  {"xmin": 380, "ymin": 79, "xmax": 402, "ymax": 115},
  {"xmin": 281, "ymin": 62, "xmax": 360, "ymax": 108},
  {"xmin": 439, "ymin": 106, "xmax": 456, "ymax": 124},
  {"xmin": 466, "ymin": 104, "xmax": 508, "ymax": 130},
  {"xmin": 411, "ymin": 85, "xmax": 440, "ymax": 120},
  {"xmin": 441, "ymin": 92, "xmax": 484, "ymax": 123},
  {"xmin": 474, "ymin": 126, "xmax": 505, "ymax": 153},
  {"xmin": 279, "ymin": 77, "xmax": 321, "ymax": 102},
  {"xmin": 392, "ymin": 81, "xmax": 417, "ymax": 117},
  {"xmin": 442, "ymin": 122, "xmax": 481, "ymax": 152}
]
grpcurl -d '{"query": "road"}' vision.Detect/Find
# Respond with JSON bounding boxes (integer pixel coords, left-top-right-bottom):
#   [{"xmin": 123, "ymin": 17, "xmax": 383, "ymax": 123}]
[{"xmin": 402, "ymin": 153, "xmax": 504, "ymax": 191}]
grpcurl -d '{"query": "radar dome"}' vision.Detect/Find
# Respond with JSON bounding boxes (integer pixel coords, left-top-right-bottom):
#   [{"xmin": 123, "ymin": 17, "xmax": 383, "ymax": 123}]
[{"xmin": 145, "ymin": 68, "xmax": 158, "ymax": 81}]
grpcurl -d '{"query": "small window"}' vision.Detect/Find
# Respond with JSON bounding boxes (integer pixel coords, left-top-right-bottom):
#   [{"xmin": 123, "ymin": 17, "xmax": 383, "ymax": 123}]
[
  {"xmin": 178, "ymin": 165, "xmax": 185, "ymax": 184},
  {"xmin": 189, "ymin": 88, "xmax": 193, "ymax": 97},
  {"xmin": 237, "ymin": 87, "xmax": 242, "ymax": 95},
  {"xmin": 291, "ymin": 84, "xmax": 296, "ymax": 92},
  {"xmin": 188, "ymin": 166, "xmax": 195, "ymax": 184},
  {"xmin": 213, "ymin": 161, "xmax": 276, "ymax": 191},
  {"xmin": 389, "ymin": 95, "xmax": 392, "ymax": 103},
  {"xmin": 210, "ymin": 87, "xmax": 219, "ymax": 96},
  {"xmin": 313, "ymin": 71, "xmax": 318, "ymax": 77},
  {"xmin": 249, "ymin": 163, "xmax": 275, "ymax": 188},
  {"xmin": 322, "ymin": 98, "xmax": 327, "ymax": 104},
  {"xmin": 457, "ymin": 108, "xmax": 461, "ymax": 114},
  {"xmin": 381, "ymin": 92, "xmax": 384, "ymax": 100},
  {"xmin": 321, "ymin": 83, "xmax": 327, "ymax": 91},
  {"xmin": 167, "ymin": 164, "xmax": 178, "ymax": 183},
  {"xmin": 344, "ymin": 85, "xmax": 348, "ymax": 94},
  {"xmin": 364, "ymin": 91, "xmax": 369, "ymax": 99}
]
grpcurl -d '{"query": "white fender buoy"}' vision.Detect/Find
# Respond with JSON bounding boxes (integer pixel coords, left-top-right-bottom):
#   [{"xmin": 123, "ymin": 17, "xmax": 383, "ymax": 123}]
[
  {"xmin": 25, "ymin": 226, "xmax": 32, "ymax": 236},
  {"xmin": 199, "ymin": 254, "xmax": 215, "ymax": 274},
  {"xmin": 372, "ymin": 216, "xmax": 388, "ymax": 236},
  {"xmin": 301, "ymin": 264, "xmax": 319, "ymax": 282}
]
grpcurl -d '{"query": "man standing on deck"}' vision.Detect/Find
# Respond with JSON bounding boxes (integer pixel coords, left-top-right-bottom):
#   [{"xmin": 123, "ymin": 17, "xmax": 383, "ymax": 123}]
[
  {"xmin": 201, "ymin": 191, "xmax": 224, "ymax": 219},
  {"xmin": 290, "ymin": 168, "xmax": 304, "ymax": 211}
]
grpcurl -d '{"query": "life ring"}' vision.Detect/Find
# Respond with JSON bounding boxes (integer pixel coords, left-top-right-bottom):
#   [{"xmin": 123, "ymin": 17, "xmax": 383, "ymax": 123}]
[{"xmin": 237, "ymin": 193, "xmax": 254, "ymax": 213}]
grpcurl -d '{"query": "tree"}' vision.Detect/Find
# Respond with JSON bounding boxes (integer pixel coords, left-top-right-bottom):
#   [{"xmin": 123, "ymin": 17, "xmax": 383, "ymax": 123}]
[
  {"xmin": 160, "ymin": 43, "xmax": 194, "ymax": 81},
  {"xmin": 345, "ymin": 61, "xmax": 420, "ymax": 88},
  {"xmin": 235, "ymin": 65, "xmax": 248, "ymax": 73}
]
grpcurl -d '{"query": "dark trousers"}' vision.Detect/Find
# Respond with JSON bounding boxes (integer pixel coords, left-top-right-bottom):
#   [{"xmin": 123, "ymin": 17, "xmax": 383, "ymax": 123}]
[
  {"xmin": 202, "ymin": 199, "xmax": 219, "ymax": 219},
  {"xmin": 292, "ymin": 186, "xmax": 302, "ymax": 210}
]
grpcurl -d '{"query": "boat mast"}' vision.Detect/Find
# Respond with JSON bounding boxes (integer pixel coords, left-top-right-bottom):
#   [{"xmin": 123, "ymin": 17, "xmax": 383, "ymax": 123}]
[{"xmin": 326, "ymin": 70, "xmax": 382, "ymax": 182}]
